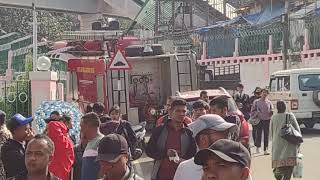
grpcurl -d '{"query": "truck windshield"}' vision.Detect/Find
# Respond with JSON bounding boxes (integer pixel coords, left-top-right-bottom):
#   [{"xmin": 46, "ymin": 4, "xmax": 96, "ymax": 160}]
[{"xmin": 299, "ymin": 74, "xmax": 320, "ymax": 91}]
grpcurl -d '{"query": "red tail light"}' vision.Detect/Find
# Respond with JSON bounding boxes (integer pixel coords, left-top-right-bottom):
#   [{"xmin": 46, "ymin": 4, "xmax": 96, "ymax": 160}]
[{"xmin": 291, "ymin": 99, "xmax": 299, "ymax": 110}]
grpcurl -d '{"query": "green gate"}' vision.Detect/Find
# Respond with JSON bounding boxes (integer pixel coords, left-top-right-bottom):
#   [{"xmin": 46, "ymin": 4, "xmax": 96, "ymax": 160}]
[{"xmin": 0, "ymin": 80, "xmax": 31, "ymax": 117}]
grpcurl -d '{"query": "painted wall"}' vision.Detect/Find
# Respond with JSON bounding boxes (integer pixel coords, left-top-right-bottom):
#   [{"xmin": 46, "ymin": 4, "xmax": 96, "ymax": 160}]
[{"xmin": 212, "ymin": 57, "xmax": 320, "ymax": 95}]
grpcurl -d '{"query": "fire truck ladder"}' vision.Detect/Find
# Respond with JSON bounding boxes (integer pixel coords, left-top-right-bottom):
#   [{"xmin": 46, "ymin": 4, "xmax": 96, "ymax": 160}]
[{"xmin": 175, "ymin": 54, "xmax": 193, "ymax": 92}]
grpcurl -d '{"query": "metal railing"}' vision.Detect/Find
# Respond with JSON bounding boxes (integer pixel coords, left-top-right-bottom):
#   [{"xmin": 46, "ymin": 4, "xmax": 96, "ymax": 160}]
[{"xmin": 0, "ymin": 80, "xmax": 31, "ymax": 117}]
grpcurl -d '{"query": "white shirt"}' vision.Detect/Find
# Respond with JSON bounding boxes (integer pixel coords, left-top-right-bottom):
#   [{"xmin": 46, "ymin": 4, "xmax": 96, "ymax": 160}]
[
  {"xmin": 174, "ymin": 158, "xmax": 203, "ymax": 180},
  {"xmin": 173, "ymin": 158, "xmax": 254, "ymax": 180}
]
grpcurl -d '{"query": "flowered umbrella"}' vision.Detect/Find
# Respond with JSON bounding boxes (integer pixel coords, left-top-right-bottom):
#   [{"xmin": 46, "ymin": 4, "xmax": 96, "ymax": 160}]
[{"xmin": 34, "ymin": 100, "xmax": 82, "ymax": 143}]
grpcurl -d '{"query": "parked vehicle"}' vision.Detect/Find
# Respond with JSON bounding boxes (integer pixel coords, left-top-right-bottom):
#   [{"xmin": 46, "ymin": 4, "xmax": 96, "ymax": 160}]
[
  {"xmin": 176, "ymin": 88, "xmax": 250, "ymax": 147},
  {"xmin": 269, "ymin": 68, "xmax": 320, "ymax": 128},
  {"xmin": 131, "ymin": 121, "xmax": 147, "ymax": 160}
]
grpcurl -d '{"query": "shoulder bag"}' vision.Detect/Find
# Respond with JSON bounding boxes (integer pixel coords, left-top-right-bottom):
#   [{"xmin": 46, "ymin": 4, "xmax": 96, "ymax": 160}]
[{"xmin": 280, "ymin": 113, "xmax": 303, "ymax": 145}]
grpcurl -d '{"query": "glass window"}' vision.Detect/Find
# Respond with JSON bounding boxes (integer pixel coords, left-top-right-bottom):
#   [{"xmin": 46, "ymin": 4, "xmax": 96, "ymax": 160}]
[
  {"xmin": 277, "ymin": 76, "xmax": 290, "ymax": 91},
  {"xmin": 299, "ymin": 74, "xmax": 320, "ymax": 91},
  {"xmin": 277, "ymin": 77, "xmax": 284, "ymax": 91},
  {"xmin": 283, "ymin": 76, "xmax": 290, "ymax": 91},
  {"xmin": 270, "ymin": 78, "xmax": 277, "ymax": 92}
]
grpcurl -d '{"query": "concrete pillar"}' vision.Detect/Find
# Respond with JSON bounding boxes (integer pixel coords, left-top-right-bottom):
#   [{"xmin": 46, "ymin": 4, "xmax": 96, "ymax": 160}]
[
  {"xmin": 201, "ymin": 42, "xmax": 207, "ymax": 60},
  {"xmin": 5, "ymin": 50, "xmax": 14, "ymax": 81},
  {"xmin": 29, "ymin": 71, "xmax": 58, "ymax": 117},
  {"xmin": 233, "ymin": 38, "xmax": 239, "ymax": 57},
  {"xmin": 57, "ymin": 82, "xmax": 64, "ymax": 101},
  {"xmin": 267, "ymin": 35, "xmax": 273, "ymax": 54},
  {"xmin": 303, "ymin": 29, "xmax": 310, "ymax": 51}
]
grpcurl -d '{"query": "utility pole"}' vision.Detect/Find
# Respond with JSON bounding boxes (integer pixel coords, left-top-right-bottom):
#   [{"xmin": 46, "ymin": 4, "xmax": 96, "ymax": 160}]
[
  {"xmin": 32, "ymin": 3, "xmax": 38, "ymax": 71},
  {"xmin": 223, "ymin": 0, "xmax": 227, "ymax": 20},
  {"xmin": 282, "ymin": 0, "xmax": 289, "ymax": 70},
  {"xmin": 172, "ymin": 0, "xmax": 176, "ymax": 32},
  {"xmin": 206, "ymin": 0, "xmax": 209, "ymax": 26},
  {"xmin": 190, "ymin": 0, "xmax": 193, "ymax": 29},
  {"xmin": 155, "ymin": 0, "xmax": 159, "ymax": 35}
]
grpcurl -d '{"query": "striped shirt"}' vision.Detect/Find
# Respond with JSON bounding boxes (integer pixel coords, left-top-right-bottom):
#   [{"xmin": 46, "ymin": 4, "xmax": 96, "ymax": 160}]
[{"xmin": 82, "ymin": 133, "xmax": 104, "ymax": 180}]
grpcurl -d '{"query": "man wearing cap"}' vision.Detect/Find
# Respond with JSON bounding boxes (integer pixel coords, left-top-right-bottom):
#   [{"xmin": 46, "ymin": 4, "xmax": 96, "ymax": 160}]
[
  {"xmin": 248, "ymin": 87, "xmax": 261, "ymax": 149},
  {"xmin": 1, "ymin": 114, "xmax": 34, "ymax": 178},
  {"xmin": 194, "ymin": 139, "xmax": 251, "ymax": 180},
  {"xmin": 191, "ymin": 100, "xmax": 209, "ymax": 120},
  {"xmin": 96, "ymin": 134, "xmax": 143, "ymax": 180},
  {"xmin": 174, "ymin": 114, "xmax": 237, "ymax": 180}
]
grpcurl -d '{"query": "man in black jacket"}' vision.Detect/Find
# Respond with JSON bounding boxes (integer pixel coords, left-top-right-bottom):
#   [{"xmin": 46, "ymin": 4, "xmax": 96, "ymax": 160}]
[
  {"xmin": 146, "ymin": 98, "xmax": 197, "ymax": 180},
  {"xmin": 1, "ymin": 114, "xmax": 34, "ymax": 178},
  {"xmin": 234, "ymin": 84, "xmax": 250, "ymax": 120}
]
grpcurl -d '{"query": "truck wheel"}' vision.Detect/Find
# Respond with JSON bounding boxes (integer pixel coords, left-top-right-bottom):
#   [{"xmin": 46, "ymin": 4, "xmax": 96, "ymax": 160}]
[{"xmin": 304, "ymin": 122, "xmax": 315, "ymax": 129}]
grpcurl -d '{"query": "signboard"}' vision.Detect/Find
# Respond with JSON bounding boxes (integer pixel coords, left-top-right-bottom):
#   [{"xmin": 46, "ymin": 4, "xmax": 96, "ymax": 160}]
[{"xmin": 108, "ymin": 49, "xmax": 132, "ymax": 70}]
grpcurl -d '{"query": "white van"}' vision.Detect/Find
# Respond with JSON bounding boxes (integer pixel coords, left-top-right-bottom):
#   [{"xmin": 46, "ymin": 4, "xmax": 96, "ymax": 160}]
[{"xmin": 269, "ymin": 68, "xmax": 320, "ymax": 128}]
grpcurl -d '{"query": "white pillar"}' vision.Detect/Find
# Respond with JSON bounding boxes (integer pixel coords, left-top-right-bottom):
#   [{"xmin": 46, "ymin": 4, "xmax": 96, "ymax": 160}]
[
  {"xmin": 57, "ymin": 83, "xmax": 64, "ymax": 101},
  {"xmin": 267, "ymin": 35, "xmax": 273, "ymax": 54},
  {"xmin": 233, "ymin": 38, "xmax": 239, "ymax": 57},
  {"xmin": 5, "ymin": 50, "xmax": 14, "ymax": 81},
  {"xmin": 29, "ymin": 71, "xmax": 58, "ymax": 117},
  {"xmin": 303, "ymin": 29, "xmax": 310, "ymax": 51},
  {"xmin": 201, "ymin": 42, "xmax": 207, "ymax": 60}
]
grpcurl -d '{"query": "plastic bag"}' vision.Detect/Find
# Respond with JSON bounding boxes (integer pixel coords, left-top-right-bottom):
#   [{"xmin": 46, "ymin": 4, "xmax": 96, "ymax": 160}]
[{"xmin": 293, "ymin": 153, "xmax": 303, "ymax": 178}]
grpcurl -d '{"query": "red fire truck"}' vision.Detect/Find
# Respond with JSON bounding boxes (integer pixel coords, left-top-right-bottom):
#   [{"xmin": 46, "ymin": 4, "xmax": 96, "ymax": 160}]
[{"xmin": 53, "ymin": 31, "xmax": 197, "ymax": 125}]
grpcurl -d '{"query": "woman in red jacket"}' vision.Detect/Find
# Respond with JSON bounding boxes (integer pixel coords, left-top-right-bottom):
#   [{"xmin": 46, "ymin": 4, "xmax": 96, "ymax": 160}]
[{"xmin": 47, "ymin": 119, "xmax": 75, "ymax": 180}]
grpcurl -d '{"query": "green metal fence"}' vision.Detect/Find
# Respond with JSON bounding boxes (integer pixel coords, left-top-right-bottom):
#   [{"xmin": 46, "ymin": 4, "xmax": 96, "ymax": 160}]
[
  {"xmin": 0, "ymin": 80, "xmax": 31, "ymax": 117},
  {"xmin": 239, "ymin": 33, "xmax": 269, "ymax": 56},
  {"xmin": 306, "ymin": 17, "xmax": 320, "ymax": 50},
  {"xmin": 207, "ymin": 28, "xmax": 235, "ymax": 58}
]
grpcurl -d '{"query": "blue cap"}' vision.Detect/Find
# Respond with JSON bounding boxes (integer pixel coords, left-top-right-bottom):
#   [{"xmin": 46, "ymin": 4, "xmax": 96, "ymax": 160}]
[{"xmin": 12, "ymin": 114, "xmax": 33, "ymax": 125}]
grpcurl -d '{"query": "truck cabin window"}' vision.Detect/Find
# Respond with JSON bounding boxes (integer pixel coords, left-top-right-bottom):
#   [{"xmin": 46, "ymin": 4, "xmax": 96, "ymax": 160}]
[
  {"xmin": 299, "ymin": 74, "xmax": 320, "ymax": 91},
  {"xmin": 270, "ymin": 78, "xmax": 277, "ymax": 92}
]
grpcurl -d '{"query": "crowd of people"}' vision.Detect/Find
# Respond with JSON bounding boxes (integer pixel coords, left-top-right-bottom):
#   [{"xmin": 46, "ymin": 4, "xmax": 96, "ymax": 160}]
[
  {"xmin": 0, "ymin": 102, "xmax": 140, "ymax": 180},
  {"xmin": 0, "ymin": 83, "xmax": 302, "ymax": 180},
  {"xmin": 234, "ymin": 84, "xmax": 301, "ymax": 180}
]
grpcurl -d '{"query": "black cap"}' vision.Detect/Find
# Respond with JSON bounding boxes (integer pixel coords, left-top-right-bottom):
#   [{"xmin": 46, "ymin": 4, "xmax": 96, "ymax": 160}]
[
  {"xmin": 194, "ymin": 139, "xmax": 251, "ymax": 167},
  {"xmin": 253, "ymin": 87, "xmax": 262, "ymax": 94},
  {"xmin": 96, "ymin": 134, "xmax": 128, "ymax": 163}
]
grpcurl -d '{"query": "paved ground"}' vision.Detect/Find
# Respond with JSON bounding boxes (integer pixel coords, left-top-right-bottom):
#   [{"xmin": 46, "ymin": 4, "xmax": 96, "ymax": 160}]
[{"xmin": 133, "ymin": 124, "xmax": 320, "ymax": 180}]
